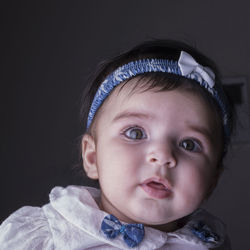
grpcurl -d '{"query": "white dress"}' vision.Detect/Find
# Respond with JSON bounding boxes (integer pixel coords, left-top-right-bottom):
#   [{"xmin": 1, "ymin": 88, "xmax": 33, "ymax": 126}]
[{"xmin": 0, "ymin": 185, "xmax": 231, "ymax": 249}]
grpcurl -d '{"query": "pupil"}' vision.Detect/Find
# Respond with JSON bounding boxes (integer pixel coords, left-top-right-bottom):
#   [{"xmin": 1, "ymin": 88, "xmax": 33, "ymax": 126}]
[{"xmin": 183, "ymin": 140, "xmax": 194, "ymax": 150}]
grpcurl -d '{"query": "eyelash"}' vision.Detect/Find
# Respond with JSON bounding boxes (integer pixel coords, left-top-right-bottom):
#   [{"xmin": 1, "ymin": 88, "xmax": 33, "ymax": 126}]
[{"xmin": 121, "ymin": 126, "xmax": 147, "ymax": 140}]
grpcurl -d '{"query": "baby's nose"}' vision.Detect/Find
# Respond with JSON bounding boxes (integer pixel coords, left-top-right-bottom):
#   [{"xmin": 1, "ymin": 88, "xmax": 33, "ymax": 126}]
[{"xmin": 146, "ymin": 143, "xmax": 177, "ymax": 168}]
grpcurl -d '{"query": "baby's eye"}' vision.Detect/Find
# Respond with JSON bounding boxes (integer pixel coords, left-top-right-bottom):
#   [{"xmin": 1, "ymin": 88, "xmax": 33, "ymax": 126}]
[
  {"xmin": 123, "ymin": 127, "xmax": 147, "ymax": 140},
  {"xmin": 179, "ymin": 139, "xmax": 202, "ymax": 152}
]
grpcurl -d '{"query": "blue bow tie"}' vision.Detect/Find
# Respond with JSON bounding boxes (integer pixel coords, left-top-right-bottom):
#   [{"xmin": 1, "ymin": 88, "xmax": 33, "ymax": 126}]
[{"xmin": 101, "ymin": 214, "xmax": 145, "ymax": 248}]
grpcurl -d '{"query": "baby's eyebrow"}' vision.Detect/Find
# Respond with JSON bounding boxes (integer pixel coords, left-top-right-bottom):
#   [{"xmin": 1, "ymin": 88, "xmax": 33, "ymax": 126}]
[{"xmin": 112, "ymin": 111, "xmax": 154, "ymax": 122}]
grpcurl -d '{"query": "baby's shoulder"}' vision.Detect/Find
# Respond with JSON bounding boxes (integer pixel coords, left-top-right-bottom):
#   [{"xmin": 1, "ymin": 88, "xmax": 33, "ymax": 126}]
[
  {"xmin": 175, "ymin": 208, "xmax": 231, "ymax": 249},
  {"xmin": 0, "ymin": 205, "xmax": 53, "ymax": 250},
  {"xmin": 0, "ymin": 185, "xmax": 99, "ymax": 250}
]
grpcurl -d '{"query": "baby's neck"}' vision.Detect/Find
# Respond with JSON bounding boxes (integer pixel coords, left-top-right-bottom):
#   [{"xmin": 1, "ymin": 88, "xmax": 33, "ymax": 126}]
[{"xmin": 147, "ymin": 217, "xmax": 187, "ymax": 233}]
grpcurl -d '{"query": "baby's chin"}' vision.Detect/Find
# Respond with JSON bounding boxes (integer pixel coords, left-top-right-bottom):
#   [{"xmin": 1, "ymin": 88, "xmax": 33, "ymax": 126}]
[
  {"xmin": 129, "ymin": 210, "xmax": 191, "ymax": 233},
  {"xmin": 129, "ymin": 214, "xmax": 180, "ymax": 233},
  {"xmin": 127, "ymin": 203, "xmax": 193, "ymax": 228}
]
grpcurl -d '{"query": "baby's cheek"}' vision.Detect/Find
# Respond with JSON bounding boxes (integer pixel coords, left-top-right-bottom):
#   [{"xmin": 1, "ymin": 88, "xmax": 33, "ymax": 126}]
[
  {"xmin": 97, "ymin": 151, "xmax": 136, "ymax": 182},
  {"xmin": 176, "ymin": 167, "xmax": 209, "ymax": 200},
  {"xmin": 111, "ymin": 143, "xmax": 144, "ymax": 166}
]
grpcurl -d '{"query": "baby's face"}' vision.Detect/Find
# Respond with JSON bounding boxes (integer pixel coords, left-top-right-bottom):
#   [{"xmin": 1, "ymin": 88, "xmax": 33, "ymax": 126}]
[{"xmin": 83, "ymin": 78, "xmax": 222, "ymax": 228}]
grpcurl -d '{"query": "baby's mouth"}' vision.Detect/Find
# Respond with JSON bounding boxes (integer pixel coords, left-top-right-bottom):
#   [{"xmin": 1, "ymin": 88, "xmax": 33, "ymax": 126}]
[
  {"xmin": 140, "ymin": 177, "xmax": 172, "ymax": 199},
  {"xmin": 147, "ymin": 181, "xmax": 167, "ymax": 190}
]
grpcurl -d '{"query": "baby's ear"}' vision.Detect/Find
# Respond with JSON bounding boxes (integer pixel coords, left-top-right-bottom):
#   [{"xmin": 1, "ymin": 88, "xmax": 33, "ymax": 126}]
[{"xmin": 81, "ymin": 134, "xmax": 99, "ymax": 180}]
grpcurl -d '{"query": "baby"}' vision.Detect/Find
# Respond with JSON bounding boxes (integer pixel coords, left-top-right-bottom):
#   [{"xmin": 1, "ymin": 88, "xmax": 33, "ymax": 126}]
[{"xmin": 0, "ymin": 40, "xmax": 233, "ymax": 249}]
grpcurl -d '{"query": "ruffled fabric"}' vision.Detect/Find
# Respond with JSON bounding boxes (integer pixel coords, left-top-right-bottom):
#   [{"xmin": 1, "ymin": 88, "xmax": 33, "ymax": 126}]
[
  {"xmin": 0, "ymin": 206, "xmax": 53, "ymax": 250},
  {"xmin": 167, "ymin": 208, "xmax": 227, "ymax": 249}
]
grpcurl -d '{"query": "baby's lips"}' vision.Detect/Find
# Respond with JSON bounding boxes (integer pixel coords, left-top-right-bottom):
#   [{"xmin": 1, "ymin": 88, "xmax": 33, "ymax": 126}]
[{"xmin": 140, "ymin": 177, "xmax": 173, "ymax": 199}]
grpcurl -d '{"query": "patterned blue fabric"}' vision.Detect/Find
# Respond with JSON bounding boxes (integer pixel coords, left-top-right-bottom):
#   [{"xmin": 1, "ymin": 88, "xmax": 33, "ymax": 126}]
[
  {"xmin": 191, "ymin": 221, "xmax": 220, "ymax": 243},
  {"xmin": 87, "ymin": 55, "xmax": 231, "ymax": 151},
  {"xmin": 101, "ymin": 214, "xmax": 144, "ymax": 248}
]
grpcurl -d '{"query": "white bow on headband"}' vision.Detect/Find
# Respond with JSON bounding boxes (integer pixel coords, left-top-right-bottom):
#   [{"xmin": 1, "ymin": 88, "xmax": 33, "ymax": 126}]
[{"xmin": 178, "ymin": 51, "xmax": 215, "ymax": 88}]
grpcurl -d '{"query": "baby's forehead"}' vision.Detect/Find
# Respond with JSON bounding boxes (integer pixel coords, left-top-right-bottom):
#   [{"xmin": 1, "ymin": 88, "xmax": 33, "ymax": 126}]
[
  {"xmin": 103, "ymin": 76, "xmax": 198, "ymax": 107},
  {"xmin": 100, "ymin": 78, "xmax": 216, "ymax": 121}
]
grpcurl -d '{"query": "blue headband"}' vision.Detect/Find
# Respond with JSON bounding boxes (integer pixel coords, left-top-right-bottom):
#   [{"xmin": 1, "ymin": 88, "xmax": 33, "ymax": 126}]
[{"xmin": 87, "ymin": 51, "xmax": 231, "ymax": 148}]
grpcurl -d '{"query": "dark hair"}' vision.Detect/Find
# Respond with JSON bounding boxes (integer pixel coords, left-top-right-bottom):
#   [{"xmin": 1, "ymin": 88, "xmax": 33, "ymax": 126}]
[{"xmin": 77, "ymin": 39, "xmax": 234, "ymax": 173}]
